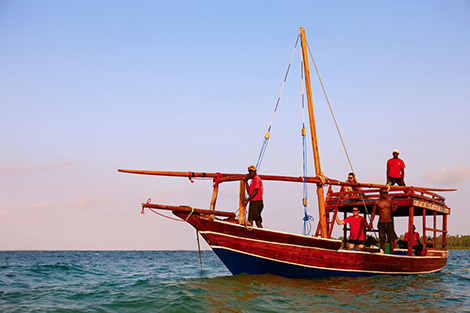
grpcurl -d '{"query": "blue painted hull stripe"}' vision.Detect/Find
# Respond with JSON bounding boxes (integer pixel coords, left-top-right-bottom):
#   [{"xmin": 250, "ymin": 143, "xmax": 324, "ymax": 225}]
[{"xmin": 211, "ymin": 246, "xmax": 444, "ymax": 276}]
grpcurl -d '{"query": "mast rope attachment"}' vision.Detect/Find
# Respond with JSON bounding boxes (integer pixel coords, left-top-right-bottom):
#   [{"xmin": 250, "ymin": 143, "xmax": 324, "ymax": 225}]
[
  {"xmin": 213, "ymin": 172, "xmax": 221, "ymax": 187},
  {"xmin": 185, "ymin": 206, "xmax": 195, "ymax": 221}
]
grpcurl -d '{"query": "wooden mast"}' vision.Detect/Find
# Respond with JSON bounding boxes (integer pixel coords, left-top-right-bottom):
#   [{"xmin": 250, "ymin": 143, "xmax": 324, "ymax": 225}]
[{"xmin": 300, "ymin": 27, "xmax": 328, "ymax": 238}]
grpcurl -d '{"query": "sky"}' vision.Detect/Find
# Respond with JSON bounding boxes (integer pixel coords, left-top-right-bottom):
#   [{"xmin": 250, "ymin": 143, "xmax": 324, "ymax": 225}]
[{"xmin": 1, "ymin": 1, "xmax": 469, "ymax": 250}]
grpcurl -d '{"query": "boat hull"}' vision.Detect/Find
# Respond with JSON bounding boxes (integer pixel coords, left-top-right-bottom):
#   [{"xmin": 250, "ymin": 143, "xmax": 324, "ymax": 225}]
[{"xmin": 175, "ymin": 212, "xmax": 448, "ymax": 278}]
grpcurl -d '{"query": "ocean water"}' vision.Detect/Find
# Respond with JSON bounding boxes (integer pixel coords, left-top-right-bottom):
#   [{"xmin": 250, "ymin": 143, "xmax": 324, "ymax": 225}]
[{"xmin": 1, "ymin": 250, "xmax": 469, "ymax": 312}]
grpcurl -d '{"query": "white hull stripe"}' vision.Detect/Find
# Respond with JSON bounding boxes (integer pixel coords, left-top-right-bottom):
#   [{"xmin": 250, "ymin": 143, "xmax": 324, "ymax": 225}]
[{"xmin": 205, "ymin": 219, "xmax": 342, "ymax": 243}]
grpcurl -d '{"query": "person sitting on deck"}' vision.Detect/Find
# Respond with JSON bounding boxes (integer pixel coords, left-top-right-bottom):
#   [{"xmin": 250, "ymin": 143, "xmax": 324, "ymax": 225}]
[
  {"xmin": 336, "ymin": 206, "xmax": 371, "ymax": 250},
  {"xmin": 345, "ymin": 172, "xmax": 362, "ymax": 197},
  {"xmin": 387, "ymin": 149, "xmax": 406, "ymax": 186},
  {"xmin": 404, "ymin": 225, "xmax": 423, "ymax": 256},
  {"xmin": 370, "ymin": 188, "xmax": 398, "ymax": 253},
  {"xmin": 244, "ymin": 165, "xmax": 264, "ymax": 228}
]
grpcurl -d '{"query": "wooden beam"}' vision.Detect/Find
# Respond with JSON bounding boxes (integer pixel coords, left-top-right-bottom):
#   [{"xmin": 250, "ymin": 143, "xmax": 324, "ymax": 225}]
[
  {"xmin": 142, "ymin": 203, "xmax": 236, "ymax": 218},
  {"xmin": 118, "ymin": 169, "xmax": 456, "ymax": 192}
]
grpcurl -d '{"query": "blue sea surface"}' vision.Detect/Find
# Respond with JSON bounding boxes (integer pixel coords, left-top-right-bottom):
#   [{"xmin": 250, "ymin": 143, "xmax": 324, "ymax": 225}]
[{"xmin": 1, "ymin": 250, "xmax": 469, "ymax": 312}]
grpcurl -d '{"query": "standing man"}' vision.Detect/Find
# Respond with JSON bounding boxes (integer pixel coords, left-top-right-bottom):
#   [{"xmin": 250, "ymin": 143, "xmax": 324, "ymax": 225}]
[
  {"xmin": 336, "ymin": 206, "xmax": 371, "ymax": 249},
  {"xmin": 387, "ymin": 149, "xmax": 406, "ymax": 186},
  {"xmin": 370, "ymin": 188, "xmax": 398, "ymax": 253},
  {"xmin": 245, "ymin": 165, "xmax": 264, "ymax": 228}
]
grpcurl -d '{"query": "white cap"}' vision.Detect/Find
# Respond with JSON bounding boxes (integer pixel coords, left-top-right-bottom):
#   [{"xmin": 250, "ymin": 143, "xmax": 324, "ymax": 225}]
[{"xmin": 393, "ymin": 149, "xmax": 400, "ymax": 154}]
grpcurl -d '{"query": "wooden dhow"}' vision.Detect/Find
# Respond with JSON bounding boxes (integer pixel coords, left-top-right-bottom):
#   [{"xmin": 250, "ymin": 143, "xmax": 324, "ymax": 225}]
[{"xmin": 119, "ymin": 28, "xmax": 454, "ymax": 278}]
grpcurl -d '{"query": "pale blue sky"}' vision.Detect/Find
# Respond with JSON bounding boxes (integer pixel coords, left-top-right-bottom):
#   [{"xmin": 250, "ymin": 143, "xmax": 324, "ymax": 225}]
[{"xmin": 1, "ymin": 1, "xmax": 469, "ymax": 249}]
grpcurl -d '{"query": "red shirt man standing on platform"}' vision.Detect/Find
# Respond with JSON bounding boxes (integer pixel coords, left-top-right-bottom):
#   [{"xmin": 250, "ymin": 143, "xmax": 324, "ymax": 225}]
[{"xmin": 387, "ymin": 149, "xmax": 406, "ymax": 186}]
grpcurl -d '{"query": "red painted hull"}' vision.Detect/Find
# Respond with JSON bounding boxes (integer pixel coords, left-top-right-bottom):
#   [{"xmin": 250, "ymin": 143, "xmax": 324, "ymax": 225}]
[{"xmin": 175, "ymin": 212, "xmax": 448, "ymax": 277}]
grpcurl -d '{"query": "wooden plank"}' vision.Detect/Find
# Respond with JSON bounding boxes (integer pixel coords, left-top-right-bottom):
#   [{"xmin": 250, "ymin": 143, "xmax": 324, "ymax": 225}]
[{"xmin": 142, "ymin": 203, "xmax": 235, "ymax": 218}]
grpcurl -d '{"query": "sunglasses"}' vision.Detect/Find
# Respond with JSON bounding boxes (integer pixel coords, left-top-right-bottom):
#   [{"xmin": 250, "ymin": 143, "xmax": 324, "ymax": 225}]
[{"xmin": 352, "ymin": 209, "xmax": 359, "ymax": 212}]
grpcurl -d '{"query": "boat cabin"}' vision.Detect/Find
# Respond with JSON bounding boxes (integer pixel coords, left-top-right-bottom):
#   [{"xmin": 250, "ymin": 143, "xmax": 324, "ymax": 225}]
[{"xmin": 323, "ymin": 185, "xmax": 450, "ymax": 256}]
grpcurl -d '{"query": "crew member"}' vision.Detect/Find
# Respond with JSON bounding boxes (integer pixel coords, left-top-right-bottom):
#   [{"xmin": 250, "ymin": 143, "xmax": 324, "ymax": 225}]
[
  {"xmin": 387, "ymin": 149, "xmax": 406, "ymax": 186},
  {"xmin": 245, "ymin": 165, "xmax": 264, "ymax": 228},
  {"xmin": 336, "ymin": 206, "xmax": 371, "ymax": 249},
  {"xmin": 370, "ymin": 188, "xmax": 398, "ymax": 253}
]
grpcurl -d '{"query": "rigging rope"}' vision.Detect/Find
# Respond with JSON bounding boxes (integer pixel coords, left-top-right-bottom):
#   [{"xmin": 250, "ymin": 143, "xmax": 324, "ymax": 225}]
[
  {"xmin": 306, "ymin": 42, "xmax": 355, "ymax": 175},
  {"xmin": 256, "ymin": 35, "xmax": 300, "ymax": 171},
  {"xmin": 300, "ymin": 59, "xmax": 313, "ymax": 235},
  {"xmin": 306, "ymin": 41, "xmax": 375, "ymax": 239}
]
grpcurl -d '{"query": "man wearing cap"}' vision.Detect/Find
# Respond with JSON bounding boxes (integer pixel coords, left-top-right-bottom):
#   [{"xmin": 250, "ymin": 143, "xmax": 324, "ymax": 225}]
[
  {"xmin": 245, "ymin": 165, "xmax": 264, "ymax": 228},
  {"xmin": 386, "ymin": 149, "xmax": 406, "ymax": 186}
]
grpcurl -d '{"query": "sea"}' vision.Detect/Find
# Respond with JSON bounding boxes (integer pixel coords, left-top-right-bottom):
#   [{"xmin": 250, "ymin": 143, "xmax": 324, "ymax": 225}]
[{"xmin": 1, "ymin": 250, "xmax": 469, "ymax": 312}]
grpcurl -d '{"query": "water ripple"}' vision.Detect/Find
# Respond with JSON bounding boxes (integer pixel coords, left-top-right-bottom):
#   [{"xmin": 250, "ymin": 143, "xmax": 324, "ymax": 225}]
[{"xmin": 0, "ymin": 250, "xmax": 468, "ymax": 312}]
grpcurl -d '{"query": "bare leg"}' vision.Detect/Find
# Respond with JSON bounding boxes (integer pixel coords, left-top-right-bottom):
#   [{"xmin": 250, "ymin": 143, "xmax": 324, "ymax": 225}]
[
  {"xmin": 348, "ymin": 243, "xmax": 355, "ymax": 250},
  {"xmin": 256, "ymin": 220, "xmax": 263, "ymax": 228},
  {"xmin": 390, "ymin": 241, "xmax": 395, "ymax": 254}
]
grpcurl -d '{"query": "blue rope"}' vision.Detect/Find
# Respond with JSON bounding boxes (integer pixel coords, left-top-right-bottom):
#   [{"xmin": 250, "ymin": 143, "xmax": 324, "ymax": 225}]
[
  {"xmin": 256, "ymin": 135, "xmax": 270, "ymax": 172},
  {"xmin": 302, "ymin": 134, "xmax": 314, "ymax": 235}
]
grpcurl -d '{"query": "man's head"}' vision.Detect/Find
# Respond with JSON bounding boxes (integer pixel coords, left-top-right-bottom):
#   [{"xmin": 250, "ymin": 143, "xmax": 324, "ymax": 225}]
[
  {"xmin": 380, "ymin": 188, "xmax": 389, "ymax": 197},
  {"xmin": 352, "ymin": 207, "xmax": 360, "ymax": 215},
  {"xmin": 392, "ymin": 149, "xmax": 400, "ymax": 158},
  {"xmin": 247, "ymin": 165, "xmax": 257, "ymax": 178},
  {"xmin": 347, "ymin": 172, "xmax": 355, "ymax": 182}
]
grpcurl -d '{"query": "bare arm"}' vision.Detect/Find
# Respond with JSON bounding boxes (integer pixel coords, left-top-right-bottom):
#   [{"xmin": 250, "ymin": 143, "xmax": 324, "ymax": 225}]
[
  {"xmin": 246, "ymin": 188, "xmax": 258, "ymax": 203},
  {"xmin": 336, "ymin": 215, "xmax": 346, "ymax": 225},
  {"xmin": 370, "ymin": 202, "xmax": 377, "ymax": 227}
]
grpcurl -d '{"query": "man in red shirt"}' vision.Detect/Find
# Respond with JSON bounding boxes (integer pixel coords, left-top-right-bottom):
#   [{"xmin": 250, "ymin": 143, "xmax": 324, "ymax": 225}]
[
  {"xmin": 404, "ymin": 224, "xmax": 422, "ymax": 256},
  {"xmin": 336, "ymin": 207, "xmax": 371, "ymax": 249},
  {"xmin": 387, "ymin": 149, "xmax": 406, "ymax": 186},
  {"xmin": 245, "ymin": 165, "xmax": 264, "ymax": 228}
]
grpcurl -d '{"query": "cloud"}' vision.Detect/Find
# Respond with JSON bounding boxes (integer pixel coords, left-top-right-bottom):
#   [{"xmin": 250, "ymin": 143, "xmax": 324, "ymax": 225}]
[
  {"xmin": 23, "ymin": 198, "xmax": 113, "ymax": 210},
  {"xmin": 40, "ymin": 161, "xmax": 73, "ymax": 171},
  {"xmin": 25, "ymin": 201, "xmax": 54, "ymax": 209},
  {"xmin": 424, "ymin": 166, "xmax": 470, "ymax": 184},
  {"xmin": 0, "ymin": 210, "xmax": 12, "ymax": 220},
  {"xmin": 0, "ymin": 165, "xmax": 29, "ymax": 176},
  {"xmin": 0, "ymin": 161, "xmax": 72, "ymax": 176},
  {"xmin": 64, "ymin": 198, "xmax": 113, "ymax": 210}
]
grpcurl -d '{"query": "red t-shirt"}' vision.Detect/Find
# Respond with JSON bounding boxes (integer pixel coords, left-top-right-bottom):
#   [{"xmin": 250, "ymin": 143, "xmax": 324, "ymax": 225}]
[
  {"xmin": 404, "ymin": 231, "xmax": 420, "ymax": 246},
  {"xmin": 249, "ymin": 175, "xmax": 263, "ymax": 201},
  {"xmin": 387, "ymin": 157, "xmax": 405, "ymax": 178},
  {"xmin": 344, "ymin": 215, "xmax": 368, "ymax": 240}
]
